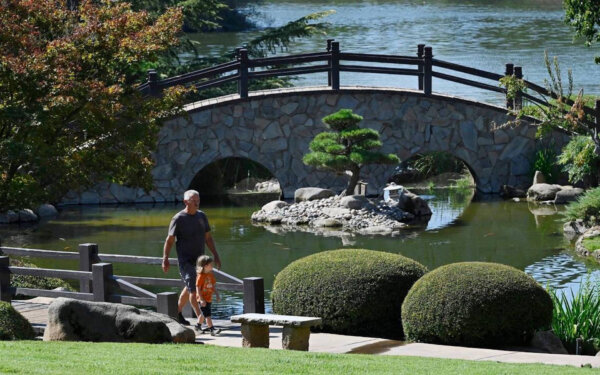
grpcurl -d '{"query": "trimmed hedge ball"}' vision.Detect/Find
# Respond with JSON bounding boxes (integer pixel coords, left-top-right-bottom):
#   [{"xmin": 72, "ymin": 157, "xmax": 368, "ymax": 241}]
[
  {"xmin": 0, "ymin": 301, "xmax": 35, "ymax": 340},
  {"xmin": 271, "ymin": 249, "xmax": 427, "ymax": 339},
  {"xmin": 402, "ymin": 262, "xmax": 553, "ymax": 347}
]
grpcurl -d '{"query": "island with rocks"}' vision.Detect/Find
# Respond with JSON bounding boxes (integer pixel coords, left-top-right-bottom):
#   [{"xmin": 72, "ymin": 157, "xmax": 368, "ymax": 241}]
[{"xmin": 251, "ymin": 187, "xmax": 432, "ymax": 236}]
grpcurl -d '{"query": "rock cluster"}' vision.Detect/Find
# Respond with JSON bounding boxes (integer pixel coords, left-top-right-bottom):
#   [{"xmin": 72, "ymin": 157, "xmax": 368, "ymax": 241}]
[
  {"xmin": 251, "ymin": 189, "xmax": 431, "ymax": 237},
  {"xmin": 574, "ymin": 226, "xmax": 600, "ymax": 264},
  {"xmin": 0, "ymin": 204, "xmax": 58, "ymax": 225},
  {"xmin": 527, "ymin": 184, "xmax": 584, "ymax": 204}
]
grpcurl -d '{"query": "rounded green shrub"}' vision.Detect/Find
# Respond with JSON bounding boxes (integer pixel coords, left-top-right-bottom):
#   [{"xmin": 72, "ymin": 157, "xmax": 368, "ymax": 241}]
[
  {"xmin": 0, "ymin": 301, "xmax": 35, "ymax": 340},
  {"xmin": 271, "ymin": 249, "xmax": 427, "ymax": 339},
  {"xmin": 402, "ymin": 262, "xmax": 553, "ymax": 347}
]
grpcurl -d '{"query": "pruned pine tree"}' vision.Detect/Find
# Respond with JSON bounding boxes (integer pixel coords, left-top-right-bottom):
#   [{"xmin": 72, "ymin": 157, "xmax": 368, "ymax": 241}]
[{"xmin": 303, "ymin": 109, "xmax": 400, "ymax": 196}]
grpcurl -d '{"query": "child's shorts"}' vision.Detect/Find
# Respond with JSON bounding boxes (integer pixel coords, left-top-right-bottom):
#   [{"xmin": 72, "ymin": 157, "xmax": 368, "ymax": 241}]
[{"xmin": 201, "ymin": 302, "xmax": 212, "ymax": 318}]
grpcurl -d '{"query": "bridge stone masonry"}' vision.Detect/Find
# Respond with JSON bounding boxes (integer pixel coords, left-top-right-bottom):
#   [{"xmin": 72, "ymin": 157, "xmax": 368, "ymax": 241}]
[
  {"xmin": 62, "ymin": 86, "xmax": 570, "ymax": 204},
  {"xmin": 61, "ymin": 42, "xmax": 580, "ymax": 204}
]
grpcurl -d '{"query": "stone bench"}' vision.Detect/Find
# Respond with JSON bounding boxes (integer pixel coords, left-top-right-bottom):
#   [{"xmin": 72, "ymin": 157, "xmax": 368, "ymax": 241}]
[{"xmin": 230, "ymin": 313, "xmax": 322, "ymax": 351}]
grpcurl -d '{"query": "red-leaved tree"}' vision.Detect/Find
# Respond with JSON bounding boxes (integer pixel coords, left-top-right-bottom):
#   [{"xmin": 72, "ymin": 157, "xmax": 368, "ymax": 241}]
[{"xmin": 0, "ymin": 0, "xmax": 186, "ymax": 210}]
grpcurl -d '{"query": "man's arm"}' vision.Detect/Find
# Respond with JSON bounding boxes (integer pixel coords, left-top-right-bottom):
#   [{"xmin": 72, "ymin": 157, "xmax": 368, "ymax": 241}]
[
  {"xmin": 162, "ymin": 235, "xmax": 175, "ymax": 273},
  {"xmin": 205, "ymin": 232, "xmax": 221, "ymax": 269}
]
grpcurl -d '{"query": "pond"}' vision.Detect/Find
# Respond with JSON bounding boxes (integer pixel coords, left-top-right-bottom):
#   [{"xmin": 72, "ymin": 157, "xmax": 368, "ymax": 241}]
[
  {"xmin": 1, "ymin": 190, "xmax": 598, "ymax": 319},
  {"xmin": 190, "ymin": 0, "xmax": 599, "ymax": 105}
]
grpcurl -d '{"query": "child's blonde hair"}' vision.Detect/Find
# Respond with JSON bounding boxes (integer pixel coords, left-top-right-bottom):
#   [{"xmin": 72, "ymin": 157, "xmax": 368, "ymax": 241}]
[{"xmin": 196, "ymin": 255, "xmax": 213, "ymax": 273}]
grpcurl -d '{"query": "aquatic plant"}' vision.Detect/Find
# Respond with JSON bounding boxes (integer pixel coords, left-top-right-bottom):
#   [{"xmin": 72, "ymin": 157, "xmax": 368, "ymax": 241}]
[{"xmin": 547, "ymin": 278, "xmax": 600, "ymax": 355}]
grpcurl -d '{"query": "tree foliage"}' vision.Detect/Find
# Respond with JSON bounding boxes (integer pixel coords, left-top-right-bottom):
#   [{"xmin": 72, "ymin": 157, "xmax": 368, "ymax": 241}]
[
  {"xmin": 564, "ymin": 0, "xmax": 600, "ymax": 63},
  {"xmin": 0, "ymin": 0, "xmax": 187, "ymax": 210},
  {"xmin": 303, "ymin": 109, "xmax": 399, "ymax": 195},
  {"xmin": 127, "ymin": 0, "xmax": 227, "ymax": 32}
]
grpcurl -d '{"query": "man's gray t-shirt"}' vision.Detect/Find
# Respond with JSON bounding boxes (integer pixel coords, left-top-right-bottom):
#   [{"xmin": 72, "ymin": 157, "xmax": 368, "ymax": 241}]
[{"xmin": 168, "ymin": 210, "xmax": 211, "ymax": 265}]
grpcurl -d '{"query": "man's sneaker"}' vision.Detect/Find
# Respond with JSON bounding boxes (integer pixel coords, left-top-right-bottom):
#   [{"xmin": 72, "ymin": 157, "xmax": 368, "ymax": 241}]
[
  {"xmin": 209, "ymin": 327, "xmax": 222, "ymax": 336},
  {"xmin": 177, "ymin": 312, "xmax": 189, "ymax": 325}
]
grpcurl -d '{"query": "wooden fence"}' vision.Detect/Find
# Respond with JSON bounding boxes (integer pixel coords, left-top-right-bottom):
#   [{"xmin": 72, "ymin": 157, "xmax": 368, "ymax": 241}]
[
  {"xmin": 138, "ymin": 40, "xmax": 600, "ymax": 124},
  {"xmin": 0, "ymin": 244, "xmax": 264, "ymax": 319}
]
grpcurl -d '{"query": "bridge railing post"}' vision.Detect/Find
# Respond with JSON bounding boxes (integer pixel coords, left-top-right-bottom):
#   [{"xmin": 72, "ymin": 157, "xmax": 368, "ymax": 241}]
[
  {"xmin": 505, "ymin": 63, "xmax": 514, "ymax": 109},
  {"xmin": 423, "ymin": 46, "xmax": 433, "ymax": 95},
  {"xmin": 238, "ymin": 49, "xmax": 249, "ymax": 99},
  {"xmin": 326, "ymin": 39, "xmax": 334, "ymax": 86},
  {"xmin": 330, "ymin": 41, "xmax": 340, "ymax": 91},
  {"xmin": 79, "ymin": 243, "xmax": 99, "ymax": 293},
  {"xmin": 92, "ymin": 263, "xmax": 113, "ymax": 302},
  {"xmin": 514, "ymin": 66, "xmax": 523, "ymax": 111},
  {"xmin": 417, "ymin": 44, "xmax": 425, "ymax": 91},
  {"xmin": 0, "ymin": 256, "xmax": 11, "ymax": 303},
  {"xmin": 243, "ymin": 277, "xmax": 264, "ymax": 314},
  {"xmin": 147, "ymin": 69, "xmax": 160, "ymax": 97}
]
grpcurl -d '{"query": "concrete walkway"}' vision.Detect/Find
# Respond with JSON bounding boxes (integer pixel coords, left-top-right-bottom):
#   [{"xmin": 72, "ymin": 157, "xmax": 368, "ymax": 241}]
[{"xmin": 13, "ymin": 298, "xmax": 600, "ymax": 369}]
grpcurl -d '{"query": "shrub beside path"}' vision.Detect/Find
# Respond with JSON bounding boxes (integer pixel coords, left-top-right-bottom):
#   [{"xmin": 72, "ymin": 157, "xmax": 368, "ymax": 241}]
[{"xmin": 12, "ymin": 298, "xmax": 600, "ymax": 369}]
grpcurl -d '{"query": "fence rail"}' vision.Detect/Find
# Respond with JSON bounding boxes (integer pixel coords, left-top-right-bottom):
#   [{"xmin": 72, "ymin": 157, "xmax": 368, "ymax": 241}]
[
  {"xmin": 140, "ymin": 40, "xmax": 600, "ymax": 126},
  {"xmin": 0, "ymin": 244, "xmax": 264, "ymax": 318}
]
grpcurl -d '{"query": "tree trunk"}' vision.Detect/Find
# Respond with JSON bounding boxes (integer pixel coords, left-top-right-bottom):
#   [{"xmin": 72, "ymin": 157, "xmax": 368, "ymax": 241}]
[{"xmin": 345, "ymin": 166, "xmax": 360, "ymax": 196}]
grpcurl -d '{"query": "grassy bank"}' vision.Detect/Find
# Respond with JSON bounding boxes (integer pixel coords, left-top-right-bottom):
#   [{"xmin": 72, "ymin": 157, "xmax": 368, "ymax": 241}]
[{"xmin": 0, "ymin": 341, "xmax": 597, "ymax": 374}]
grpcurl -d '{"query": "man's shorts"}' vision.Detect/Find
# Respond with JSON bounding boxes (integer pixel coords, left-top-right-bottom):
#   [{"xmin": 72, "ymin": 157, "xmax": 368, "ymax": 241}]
[
  {"xmin": 178, "ymin": 261, "xmax": 197, "ymax": 293},
  {"xmin": 200, "ymin": 302, "xmax": 212, "ymax": 318}
]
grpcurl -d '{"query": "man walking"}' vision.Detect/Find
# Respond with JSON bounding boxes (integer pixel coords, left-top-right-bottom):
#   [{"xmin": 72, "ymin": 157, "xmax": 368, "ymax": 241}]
[{"xmin": 162, "ymin": 190, "xmax": 222, "ymax": 325}]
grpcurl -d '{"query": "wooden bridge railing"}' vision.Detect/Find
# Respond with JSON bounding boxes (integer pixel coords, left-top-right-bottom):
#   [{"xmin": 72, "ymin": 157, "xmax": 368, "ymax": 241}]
[
  {"xmin": 137, "ymin": 40, "xmax": 600, "ymax": 127},
  {"xmin": 0, "ymin": 244, "xmax": 265, "ymax": 319}
]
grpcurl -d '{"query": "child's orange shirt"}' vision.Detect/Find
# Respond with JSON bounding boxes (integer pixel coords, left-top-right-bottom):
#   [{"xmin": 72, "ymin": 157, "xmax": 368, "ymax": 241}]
[{"xmin": 196, "ymin": 272, "xmax": 216, "ymax": 303}]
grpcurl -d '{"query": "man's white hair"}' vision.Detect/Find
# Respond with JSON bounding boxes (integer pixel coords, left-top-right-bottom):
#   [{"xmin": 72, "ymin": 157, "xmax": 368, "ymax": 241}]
[{"xmin": 183, "ymin": 190, "xmax": 200, "ymax": 201}]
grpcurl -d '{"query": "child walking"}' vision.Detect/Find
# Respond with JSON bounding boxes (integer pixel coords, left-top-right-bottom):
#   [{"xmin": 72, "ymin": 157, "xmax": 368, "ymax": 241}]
[{"xmin": 195, "ymin": 255, "xmax": 221, "ymax": 335}]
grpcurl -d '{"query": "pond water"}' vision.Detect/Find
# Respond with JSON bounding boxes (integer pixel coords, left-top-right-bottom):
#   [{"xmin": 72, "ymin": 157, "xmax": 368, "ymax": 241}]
[
  {"xmin": 1, "ymin": 190, "xmax": 599, "ymax": 319},
  {"xmin": 190, "ymin": 0, "xmax": 599, "ymax": 105}
]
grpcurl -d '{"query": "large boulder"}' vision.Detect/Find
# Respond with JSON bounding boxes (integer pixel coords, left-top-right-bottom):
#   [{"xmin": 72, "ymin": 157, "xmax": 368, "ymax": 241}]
[
  {"xmin": 272, "ymin": 249, "xmax": 427, "ymax": 339},
  {"xmin": 554, "ymin": 187, "xmax": 584, "ymax": 204},
  {"xmin": 254, "ymin": 179, "xmax": 281, "ymax": 193},
  {"xmin": 294, "ymin": 187, "xmax": 335, "ymax": 203},
  {"xmin": 43, "ymin": 298, "xmax": 193, "ymax": 343},
  {"xmin": 0, "ymin": 301, "xmax": 36, "ymax": 340},
  {"xmin": 340, "ymin": 195, "xmax": 369, "ymax": 210},
  {"xmin": 396, "ymin": 191, "xmax": 432, "ymax": 216},
  {"xmin": 402, "ymin": 262, "xmax": 553, "ymax": 347},
  {"xmin": 0, "ymin": 211, "xmax": 19, "ymax": 224},
  {"xmin": 261, "ymin": 200, "xmax": 288, "ymax": 213},
  {"xmin": 529, "ymin": 331, "xmax": 568, "ymax": 354},
  {"xmin": 527, "ymin": 183, "xmax": 563, "ymax": 201},
  {"xmin": 18, "ymin": 209, "xmax": 38, "ymax": 223},
  {"xmin": 36, "ymin": 204, "xmax": 58, "ymax": 218}
]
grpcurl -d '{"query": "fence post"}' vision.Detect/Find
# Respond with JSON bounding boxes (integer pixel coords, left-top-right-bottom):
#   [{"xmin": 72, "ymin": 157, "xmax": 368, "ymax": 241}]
[
  {"xmin": 157, "ymin": 292, "xmax": 179, "ymax": 319},
  {"xmin": 423, "ymin": 46, "xmax": 433, "ymax": 95},
  {"xmin": 92, "ymin": 263, "xmax": 113, "ymax": 302},
  {"xmin": 514, "ymin": 66, "xmax": 523, "ymax": 110},
  {"xmin": 417, "ymin": 44, "xmax": 425, "ymax": 91},
  {"xmin": 0, "ymin": 256, "xmax": 11, "ymax": 303},
  {"xmin": 238, "ymin": 49, "xmax": 249, "ymax": 99},
  {"xmin": 79, "ymin": 243, "xmax": 99, "ymax": 293},
  {"xmin": 243, "ymin": 277, "xmax": 264, "ymax": 314},
  {"xmin": 505, "ymin": 63, "xmax": 514, "ymax": 109},
  {"xmin": 326, "ymin": 39, "xmax": 334, "ymax": 86},
  {"xmin": 330, "ymin": 41, "xmax": 340, "ymax": 91},
  {"xmin": 147, "ymin": 69, "xmax": 160, "ymax": 97}
]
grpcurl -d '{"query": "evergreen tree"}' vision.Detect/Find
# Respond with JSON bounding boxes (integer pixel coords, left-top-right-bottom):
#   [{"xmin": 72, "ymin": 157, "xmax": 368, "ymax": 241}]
[{"xmin": 303, "ymin": 109, "xmax": 399, "ymax": 195}]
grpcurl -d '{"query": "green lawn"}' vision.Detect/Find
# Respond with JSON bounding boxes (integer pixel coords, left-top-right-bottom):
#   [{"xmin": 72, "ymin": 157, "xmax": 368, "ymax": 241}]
[{"xmin": 0, "ymin": 341, "xmax": 598, "ymax": 374}]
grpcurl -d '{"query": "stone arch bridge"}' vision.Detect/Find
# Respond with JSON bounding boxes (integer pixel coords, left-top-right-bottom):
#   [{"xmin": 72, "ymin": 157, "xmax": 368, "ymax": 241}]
[{"xmin": 63, "ymin": 87, "xmax": 570, "ymax": 204}]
